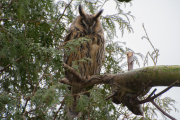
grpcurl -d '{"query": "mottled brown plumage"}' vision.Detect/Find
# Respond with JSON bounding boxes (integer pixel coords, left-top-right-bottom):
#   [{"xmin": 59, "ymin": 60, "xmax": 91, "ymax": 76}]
[
  {"xmin": 64, "ymin": 5, "xmax": 105, "ymax": 82},
  {"xmin": 64, "ymin": 5, "xmax": 105, "ymax": 116}
]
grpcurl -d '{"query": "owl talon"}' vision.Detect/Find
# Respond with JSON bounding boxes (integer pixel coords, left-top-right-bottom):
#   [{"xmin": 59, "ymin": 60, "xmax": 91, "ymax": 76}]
[
  {"xmin": 87, "ymin": 75, "xmax": 90, "ymax": 80},
  {"xmin": 82, "ymin": 75, "xmax": 90, "ymax": 83},
  {"xmin": 86, "ymin": 75, "xmax": 90, "ymax": 80}
]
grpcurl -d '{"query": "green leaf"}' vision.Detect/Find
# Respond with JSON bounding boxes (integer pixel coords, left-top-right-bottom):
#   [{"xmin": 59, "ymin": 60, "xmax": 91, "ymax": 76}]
[{"xmin": 76, "ymin": 95, "xmax": 89, "ymax": 111}]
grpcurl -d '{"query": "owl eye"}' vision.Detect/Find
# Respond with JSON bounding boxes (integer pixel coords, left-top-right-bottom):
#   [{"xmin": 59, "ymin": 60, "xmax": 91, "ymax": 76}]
[
  {"xmin": 81, "ymin": 20, "xmax": 87, "ymax": 27},
  {"xmin": 92, "ymin": 21, "xmax": 96, "ymax": 27}
]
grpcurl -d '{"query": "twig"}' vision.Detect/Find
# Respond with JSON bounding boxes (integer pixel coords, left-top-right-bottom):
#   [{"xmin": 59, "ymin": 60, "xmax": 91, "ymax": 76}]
[
  {"xmin": 138, "ymin": 80, "xmax": 179, "ymax": 104},
  {"xmin": 44, "ymin": 74, "xmax": 53, "ymax": 85},
  {"xmin": 27, "ymin": 99, "xmax": 49, "ymax": 113},
  {"xmin": 151, "ymin": 100, "xmax": 176, "ymax": 120},
  {"xmin": 23, "ymin": 98, "xmax": 30, "ymax": 114},
  {"xmin": 52, "ymin": 0, "xmax": 73, "ymax": 32},
  {"xmin": 136, "ymin": 81, "xmax": 178, "ymax": 119},
  {"xmin": 142, "ymin": 23, "xmax": 155, "ymax": 51},
  {"xmin": 0, "ymin": 56, "xmax": 24, "ymax": 73},
  {"xmin": 23, "ymin": 99, "xmax": 49, "ymax": 120},
  {"xmin": 142, "ymin": 24, "xmax": 159, "ymax": 66},
  {"xmin": 105, "ymin": 91, "xmax": 118, "ymax": 100},
  {"xmin": 62, "ymin": 63, "xmax": 84, "ymax": 82},
  {"xmin": 32, "ymin": 64, "xmax": 49, "ymax": 95},
  {"xmin": 133, "ymin": 80, "xmax": 152, "ymax": 99},
  {"xmin": 100, "ymin": 0, "xmax": 107, "ymax": 10},
  {"xmin": 146, "ymin": 88, "xmax": 157, "ymax": 99},
  {"xmin": 53, "ymin": 99, "xmax": 65, "ymax": 120},
  {"xmin": 59, "ymin": 78, "xmax": 71, "ymax": 85}
]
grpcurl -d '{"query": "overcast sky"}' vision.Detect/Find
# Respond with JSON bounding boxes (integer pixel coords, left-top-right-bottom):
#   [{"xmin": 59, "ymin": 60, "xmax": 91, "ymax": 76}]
[{"xmin": 102, "ymin": 0, "xmax": 180, "ymax": 119}]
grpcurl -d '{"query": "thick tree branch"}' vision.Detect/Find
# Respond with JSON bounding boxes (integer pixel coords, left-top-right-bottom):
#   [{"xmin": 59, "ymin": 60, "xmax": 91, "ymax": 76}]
[
  {"xmin": 61, "ymin": 65, "xmax": 180, "ymax": 88},
  {"xmin": 87, "ymin": 66, "xmax": 180, "ymax": 88},
  {"xmin": 61, "ymin": 64, "xmax": 180, "ymax": 117}
]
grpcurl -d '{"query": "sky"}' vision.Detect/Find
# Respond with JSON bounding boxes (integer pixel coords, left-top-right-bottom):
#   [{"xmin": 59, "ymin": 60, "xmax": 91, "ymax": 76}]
[{"xmin": 102, "ymin": 0, "xmax": 180, "ymax": 119}]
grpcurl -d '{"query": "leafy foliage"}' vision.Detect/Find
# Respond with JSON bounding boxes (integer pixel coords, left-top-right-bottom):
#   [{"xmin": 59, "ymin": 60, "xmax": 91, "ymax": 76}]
[{"xmin": 0, "ymin": 0, "xmax": 177, "ymax": 119}]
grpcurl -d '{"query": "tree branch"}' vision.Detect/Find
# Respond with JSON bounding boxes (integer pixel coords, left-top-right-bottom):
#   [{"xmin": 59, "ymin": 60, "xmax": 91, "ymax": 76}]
[
  {"xmin": 138, "ymin": 80, "xmax": 179, "ymax": 104},
  {"xmin": 61, "ymin": 63, "xmax": 180, "ymax": 117},
  {"xmin": 105, "ymin": 91, "xmax": 117, "ymax": 100},
  {"xmin": 59, "ymin": 78, "xmax": 71, "ymax": 85},
  {"xmin": 0, "ymin": 55, "xmax": 24, "ymax": 73},
  {"xmin": 135, "ymin": 81, "xmax": 178, "ymax": 119},
  {"xmin": 52, "ymin": 0, "xmax": 73, "ymax": 32},
  {"xmin": 151, "ymin": 100, "xmax": 176, "ymax": 120},
  {"xmin": 53, "ymin": 99, "xmax": 65, "ymax": 120},
  {"xmin": 62, "ymin": 63, "xmax": 85, "ymax": 82},
  {"xmin": 32, "ymin": 64, "xmax": 49, "ymax": 95},
  {"xmin": 61, "ymin": 65, "xmax": 180, "ymax": 88}
]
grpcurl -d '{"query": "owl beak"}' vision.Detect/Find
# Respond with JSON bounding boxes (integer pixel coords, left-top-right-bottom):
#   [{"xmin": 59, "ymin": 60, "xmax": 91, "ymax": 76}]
[{"xmin": 87, "ymin": 29, "xmax": 92, "ymax": 34}]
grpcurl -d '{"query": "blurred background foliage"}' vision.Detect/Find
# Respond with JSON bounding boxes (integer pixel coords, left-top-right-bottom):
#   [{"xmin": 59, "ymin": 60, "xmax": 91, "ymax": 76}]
[{"xmin": 0, "ymin": 0, "xmax": 177, "ymax": 119}]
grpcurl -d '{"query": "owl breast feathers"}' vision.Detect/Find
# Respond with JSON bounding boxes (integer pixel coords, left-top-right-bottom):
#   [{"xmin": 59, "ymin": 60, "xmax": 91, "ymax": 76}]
[{"xmin": 64, "ymin": 5, "xmax": 105, "ymax": 82}]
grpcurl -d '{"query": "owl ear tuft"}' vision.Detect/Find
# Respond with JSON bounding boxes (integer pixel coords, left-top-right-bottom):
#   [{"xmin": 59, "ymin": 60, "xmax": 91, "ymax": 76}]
[
  {"xmin": 93, "ymin": 9, "xmax": 103, "ymax": 19},
  {"xmin": 79, "ymin": 5, "xmax": 86, "ymax": 17}
]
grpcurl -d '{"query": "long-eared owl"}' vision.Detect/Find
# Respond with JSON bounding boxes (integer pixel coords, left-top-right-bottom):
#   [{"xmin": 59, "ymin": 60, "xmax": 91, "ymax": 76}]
[
  {"xmin": 64, "ymin": 5, "xmax": 104, "ymax": 117},
  {"xmin": 64, "ymin": 5, "xmax": 105, "ymax": 83}
]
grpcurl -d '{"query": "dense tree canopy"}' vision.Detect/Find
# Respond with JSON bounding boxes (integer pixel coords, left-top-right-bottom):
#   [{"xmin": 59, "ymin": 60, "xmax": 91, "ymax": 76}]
[{"xmin": 0, "ymin": 0, "xmax": 179, "ymax": 119}]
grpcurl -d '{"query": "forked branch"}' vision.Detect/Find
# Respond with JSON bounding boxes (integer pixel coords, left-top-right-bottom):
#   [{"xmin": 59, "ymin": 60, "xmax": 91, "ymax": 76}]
[
  {"xmin": 138, "ymin": 80, "xmax": 179, "ymax": 104},
  {"xmin": 137, "ymin": 80, "xmax": 179, "ymax": 120}
]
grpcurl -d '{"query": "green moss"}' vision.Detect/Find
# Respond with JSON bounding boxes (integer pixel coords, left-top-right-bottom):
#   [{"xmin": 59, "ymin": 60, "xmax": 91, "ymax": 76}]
[
  {"xmin": 168, "ymin": 65, "xmax": 180, "ymax": 72},
  {"xmin": 159, "ymin": 65, "xmax": 180, "ymax": 73}
]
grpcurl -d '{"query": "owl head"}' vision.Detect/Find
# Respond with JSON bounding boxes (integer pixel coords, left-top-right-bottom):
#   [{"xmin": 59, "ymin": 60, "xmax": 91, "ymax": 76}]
[{"xmin": 73, "ymin": 5, "xmax": 104, "ymax": 34}]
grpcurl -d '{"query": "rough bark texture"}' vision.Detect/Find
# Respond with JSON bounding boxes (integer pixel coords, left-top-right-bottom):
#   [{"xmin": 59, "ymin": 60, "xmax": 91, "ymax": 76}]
[
  {"xmin": 83, "ymin": 65, "xmax": 180, "ymax": 88},
  {"xmin": 114, "ymin": 65, "xmax": 180, "ymax": 90}
]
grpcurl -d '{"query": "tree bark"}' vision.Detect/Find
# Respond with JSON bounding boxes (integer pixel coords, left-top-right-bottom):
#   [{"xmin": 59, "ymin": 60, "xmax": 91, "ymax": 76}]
[{"xmin": 84, "ymin": 65, "xmax": 180, "ymax": 89}]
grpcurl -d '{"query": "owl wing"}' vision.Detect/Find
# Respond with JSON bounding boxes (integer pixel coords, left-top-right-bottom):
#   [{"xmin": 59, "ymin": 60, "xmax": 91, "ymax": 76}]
[
  {"xmin": 64, "ymin": 27, "xmax": 105, "ymax": 82},
  {"xmin": 64, "ymin": 27, "xmax": 83, "ymax": 82}
]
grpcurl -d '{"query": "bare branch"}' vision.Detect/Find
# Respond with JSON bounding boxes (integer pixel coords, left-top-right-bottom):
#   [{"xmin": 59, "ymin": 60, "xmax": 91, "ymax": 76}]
[
  {"xmin": 127, "ymin": 52, "xmax": 133, "ymax": 71},
  {"xmin": 142, "ymin": 23, "xmax": 155, "ymax": 51},
  {"xmin": 138, "ymin": 80, "xmax": 179, "ymax": 104},
  {"xmin": 151, "ymin": 100, "xmax": 176, "ymax": 120},
  {"xmin": 59, "ymin": 78, "xmax": 71, "ymax": 85},
  {"xmin": 147, "ymin": 88, "xmax": 157, "ymax": 99},
  {"xmin": 105, "ymin": 91, "xmax": 118, "ymax": 100},
  {"xmin": 53, "ymin": 99, "xmax": 65, "ymax": 120},
  {"xmin": 52, "ymin": 0, "xmax": 73, "ymax": 32},
  {"xmin": 27, "ymin": 100, "xmax": 49, "ymax": 114}
]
